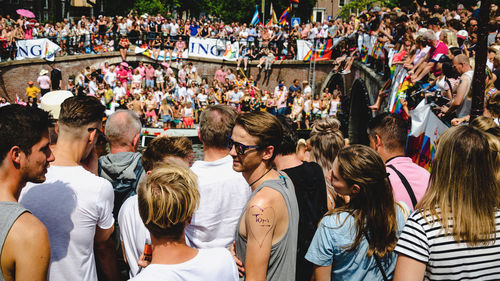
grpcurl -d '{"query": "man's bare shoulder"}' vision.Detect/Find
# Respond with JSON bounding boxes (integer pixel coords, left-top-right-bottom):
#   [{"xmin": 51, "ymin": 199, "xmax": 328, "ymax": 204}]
[{"xmin": 8, "ymin": 212, "xmax": 48, "ymax": 244}]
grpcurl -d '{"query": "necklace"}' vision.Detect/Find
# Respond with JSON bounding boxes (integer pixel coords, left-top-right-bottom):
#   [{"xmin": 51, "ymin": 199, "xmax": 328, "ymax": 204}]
[{"xmin": 249, "ymin": 168, "xmax": 272, "ymax": 187}]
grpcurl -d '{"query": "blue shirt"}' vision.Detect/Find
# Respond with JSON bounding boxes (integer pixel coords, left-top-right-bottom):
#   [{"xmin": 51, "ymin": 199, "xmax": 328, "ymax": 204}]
[
  {"xmin": 305, "ymin": 203, "xmax": 408, "ymax": 281},
  {"xmin": 189, "ymin": 24, "xmax": 199, "ymax": 36}
]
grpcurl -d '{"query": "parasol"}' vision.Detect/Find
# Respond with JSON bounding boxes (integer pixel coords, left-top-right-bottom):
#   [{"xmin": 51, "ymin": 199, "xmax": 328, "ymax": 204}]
[{"xmin": 16, "ymin": 9, "xmax": 36, "ymax": 18}]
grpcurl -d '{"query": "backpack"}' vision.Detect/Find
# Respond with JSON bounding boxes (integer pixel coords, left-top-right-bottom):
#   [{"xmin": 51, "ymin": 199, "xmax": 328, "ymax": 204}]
[{"xmin": 98, "ymin": 157, "xmax": 144, "ymax": 219}]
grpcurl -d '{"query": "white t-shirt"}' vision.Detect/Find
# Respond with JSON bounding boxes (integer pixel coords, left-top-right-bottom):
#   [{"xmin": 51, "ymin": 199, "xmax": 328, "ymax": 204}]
[
  {"xmin": 104, "ymin": 71, "xmax": 117, "ymax": 86},
  {"xmin": 129, "ymin": 248, "xmax": 238, "ymax": 281},
  {"xmin": 118, "ymin": 195, "xmax": 150, "ymax": 278},
  {"xmin": 19, "ymin": 165, "xmax": 114, "ymax": 281},
  {"xmin": 114, "ymin": 86, "xmax": 126, "ymax": 100},
  {"xmin": 186, "ymin": 155, "xmax": 250, "ymax": 249}
]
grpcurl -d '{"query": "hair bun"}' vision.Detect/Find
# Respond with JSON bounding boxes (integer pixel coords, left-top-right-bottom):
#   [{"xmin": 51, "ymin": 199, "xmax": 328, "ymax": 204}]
[{"xmin": 311, "ymin": 118, "xmax": 341, "ymax": 136}]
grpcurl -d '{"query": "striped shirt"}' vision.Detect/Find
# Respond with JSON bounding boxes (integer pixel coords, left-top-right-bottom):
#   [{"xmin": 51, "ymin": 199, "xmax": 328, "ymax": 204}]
[{"xmin": 395, "ymin": 209, "xmax": 500, "ymax": 281}]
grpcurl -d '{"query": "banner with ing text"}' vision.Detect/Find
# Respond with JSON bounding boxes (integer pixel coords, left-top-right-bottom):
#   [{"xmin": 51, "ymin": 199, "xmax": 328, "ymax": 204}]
[{"xmin": 188, "ymin": 37, "xmax": 239, "ymax": 61}]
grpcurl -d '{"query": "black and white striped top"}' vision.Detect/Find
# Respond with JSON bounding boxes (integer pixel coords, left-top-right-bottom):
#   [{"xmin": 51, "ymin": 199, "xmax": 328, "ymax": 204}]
[{"xmin": 395, "ymin": 209, "xmax": 500, "ymax": 281}]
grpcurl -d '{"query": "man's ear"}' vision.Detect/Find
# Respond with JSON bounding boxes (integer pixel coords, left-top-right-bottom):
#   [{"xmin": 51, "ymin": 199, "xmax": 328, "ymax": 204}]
[
  {"xmin": 132, "ymin": 133, "xmax": 141, "ymax": 151},
  {"xmin": 88, "ymin": 128, "xmax": 98, "ymax": 144},
  {"xmin": 10, "ymin": 146, "xmax": 22, "ymax": 165},
  {"xmin": 55, "ymin": 122, "xmax": 59, "ymax": 134},
  {"xmin": 261, "ymin": 145, "xmax": 275, "ymax": 161},
  {"xmin": 375, "ymin": 134, "xmax": 383, "ymax": 149},
  {"xmin": 351, "ymin": 184, "xmax": 361, "ymax": 195}
]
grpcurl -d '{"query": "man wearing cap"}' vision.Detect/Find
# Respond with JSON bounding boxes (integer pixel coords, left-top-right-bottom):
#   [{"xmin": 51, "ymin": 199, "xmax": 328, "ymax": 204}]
[
  {"xmin": 37, "ymin": 69, "xmax": 51, "ymax": 96},
  {"xmin": 25, "ymin": 81, "xmax": 40, "ymax": 104}
]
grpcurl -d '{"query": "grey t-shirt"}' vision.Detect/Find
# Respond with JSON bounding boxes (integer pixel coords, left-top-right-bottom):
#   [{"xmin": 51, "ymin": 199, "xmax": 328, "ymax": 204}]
[{"xmin": 234, "ymin": 172, "xmax": 299, "ymax": 281}]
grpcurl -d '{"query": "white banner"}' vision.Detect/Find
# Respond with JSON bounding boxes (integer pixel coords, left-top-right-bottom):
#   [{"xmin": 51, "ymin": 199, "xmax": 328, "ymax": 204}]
[
  {"xmin": 134, "ymin": 47, "xmax": 188, "ymax": 61},
  {"xmin": 15, "ymin": 39, "xmax": 61, "ymax": 61},
  {"xmin": 188, "ymin": 37, "xmax": 239, "ymax": 61},
  {"xmin": 296, "ymin": 40, "xmax": 312, "ymax": 61},
  {"xmin": 409, "ymin": 100, "xmax": 449, "ymax": 140}
]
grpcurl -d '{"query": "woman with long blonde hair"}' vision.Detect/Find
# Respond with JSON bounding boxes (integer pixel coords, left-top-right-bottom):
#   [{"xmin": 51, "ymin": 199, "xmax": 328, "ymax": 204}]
[
  {"xmin": 394, "ymin": 125, "xmax": 500, "ymax": 281},
  {"xmin": 309, "ymin": 118, "xmax": 345, "ymax": 209},
  {"xmin": 306, "ymin": 145, "xmax": 409, "ymax": 281}
]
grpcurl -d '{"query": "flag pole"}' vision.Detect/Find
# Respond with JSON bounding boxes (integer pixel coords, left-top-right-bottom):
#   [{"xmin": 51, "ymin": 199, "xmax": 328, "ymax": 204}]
[{"xmin": 262, "ymin": 0, "xmax": 265, "ymax": 26}]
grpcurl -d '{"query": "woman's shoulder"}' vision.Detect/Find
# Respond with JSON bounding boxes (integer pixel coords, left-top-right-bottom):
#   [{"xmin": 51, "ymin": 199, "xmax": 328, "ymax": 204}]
[{"xmin": 320, "ymin": 211, "xmax": 353, "ymax": 229}]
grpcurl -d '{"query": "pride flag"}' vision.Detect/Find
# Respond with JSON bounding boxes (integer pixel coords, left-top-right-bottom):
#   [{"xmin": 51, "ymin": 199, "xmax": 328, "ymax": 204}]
[
  {"xmin": 303, "ymin": 39, "xmax": 333, "ymax": 61},
  {"xmin": 406, "ymin": 100, "xmax": 449, "ymax": 171},
  {"xmin": 251, "ymin": 6, "xmax": 260, "ymax": 26},
  {"xmin": 279, "ymin": 7, "xmax": 290, "ymax": 25}
]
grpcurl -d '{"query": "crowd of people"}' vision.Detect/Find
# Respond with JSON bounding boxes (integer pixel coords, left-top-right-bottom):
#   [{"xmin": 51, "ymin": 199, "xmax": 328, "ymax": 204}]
[
  {"xmin": 21, "ymin": 60, "xmax": 342, "ymax": 130},
  {"xmin": 1, "ymin": 1, "xmax": 500, "ymax": 281},
  {"xmin": 0, "ymin": 94, "xmax": 499, "ymax": 281}
]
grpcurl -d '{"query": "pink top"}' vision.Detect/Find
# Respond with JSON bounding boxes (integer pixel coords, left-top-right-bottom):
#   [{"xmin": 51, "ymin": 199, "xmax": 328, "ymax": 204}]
[
  {"xmin": 145, "ymin": 67, "xmax": 155, "ymax": 80},
  {"xmin": 37, "ymin": 75, "xmax": 51, "ymax": 89},
  {"xmin": 215, "ymin": 69, "xmax": 226, "ymax": 83},
  {"xmin": 386, "ymin": 156, "xmax": 430, "ymax": 210},
  {"xmin": 137, "ymin": 66, "xmax": 146, "ymax": 78}
]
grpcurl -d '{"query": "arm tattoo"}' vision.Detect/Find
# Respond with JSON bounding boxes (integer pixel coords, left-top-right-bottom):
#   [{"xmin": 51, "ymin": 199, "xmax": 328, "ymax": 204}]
[{"xmin": 248, "ymin": 205, "xmax": 275, "ymax": 248}]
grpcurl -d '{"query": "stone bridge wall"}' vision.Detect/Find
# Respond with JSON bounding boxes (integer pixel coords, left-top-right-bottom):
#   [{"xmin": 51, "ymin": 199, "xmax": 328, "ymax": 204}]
[{"xmin": 0, "ymin": 52, "xmax": 335, "ymax": 102}]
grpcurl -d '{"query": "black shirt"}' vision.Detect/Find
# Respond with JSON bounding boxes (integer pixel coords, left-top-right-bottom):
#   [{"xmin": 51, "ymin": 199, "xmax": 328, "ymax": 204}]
[
  {"xmin": 51, "ymin": 68, "xmax": 62, "ymax": 90},
  {"xmin": 282, "ymin": 161, "xmax": 327, "ymax": 281}
]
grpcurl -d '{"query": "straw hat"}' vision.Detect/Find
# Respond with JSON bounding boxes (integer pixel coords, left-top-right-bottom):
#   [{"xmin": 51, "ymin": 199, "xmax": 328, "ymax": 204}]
[{"xmin": 39, "ymin": 69, "xmax": 48, "ymax": 76}]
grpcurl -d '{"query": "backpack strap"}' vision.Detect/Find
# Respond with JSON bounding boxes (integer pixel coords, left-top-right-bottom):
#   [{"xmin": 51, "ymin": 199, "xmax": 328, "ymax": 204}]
[
  {"xmin": 132, "ymin": 157, "xmax": 144, "ymax": 192},
  {"xmin": 364, "ymin": 232, "xmax": 390, "ymax": 281},
  {"xmin": 387, "ymin": 164, "xmax": 417, "ymax": 209}
]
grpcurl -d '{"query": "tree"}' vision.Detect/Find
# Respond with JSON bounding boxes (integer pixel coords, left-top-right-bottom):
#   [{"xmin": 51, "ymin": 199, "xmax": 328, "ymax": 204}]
[{"xmin": 133, "ymin": 0, "xmax": 168, "ymax": 15}]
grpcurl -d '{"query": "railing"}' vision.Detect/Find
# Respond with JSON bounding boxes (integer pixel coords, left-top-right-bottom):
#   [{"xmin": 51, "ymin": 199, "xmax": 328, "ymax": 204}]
[{"xmin": 0, "ymin": 31, "xmax": 354, "ymax": 62}]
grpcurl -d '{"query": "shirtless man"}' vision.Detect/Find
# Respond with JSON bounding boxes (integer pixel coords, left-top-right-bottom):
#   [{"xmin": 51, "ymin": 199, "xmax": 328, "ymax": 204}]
[
  {"xmin": 229, "ymin": 111, "xmax": 299, "ymax": 281},
  {"xmin": 127, "ymin": 94, "xmax": 145, "ymax": 120},
  {"xmin": 0, "ymin": 105, "xmax": 53, "ymax": 281}
]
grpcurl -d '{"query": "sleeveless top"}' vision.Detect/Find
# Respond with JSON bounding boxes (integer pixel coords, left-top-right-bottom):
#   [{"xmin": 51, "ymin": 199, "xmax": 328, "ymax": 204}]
[
  {"xmin": 456, "ymin": 70, "xmax": 473, "ymax": 118},
  {"xmin": 234, "ymin": 172, "xmax": 299, "ymax": 281},
  {"xmin": 0, "ymin": 202, "xmax": 28, "ymax": 281}
]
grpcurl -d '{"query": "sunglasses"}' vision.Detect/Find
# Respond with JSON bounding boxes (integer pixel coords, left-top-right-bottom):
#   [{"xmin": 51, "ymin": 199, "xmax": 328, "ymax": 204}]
[{"xmin": 227, "ymin": 136, "xmax": 260, "ymax": 155}]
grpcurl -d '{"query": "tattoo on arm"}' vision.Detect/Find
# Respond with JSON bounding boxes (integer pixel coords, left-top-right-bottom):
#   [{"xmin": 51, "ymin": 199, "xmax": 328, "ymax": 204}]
[{"xmin": 248, "ymin": 205, "xmax": 275, "ymax": 248}]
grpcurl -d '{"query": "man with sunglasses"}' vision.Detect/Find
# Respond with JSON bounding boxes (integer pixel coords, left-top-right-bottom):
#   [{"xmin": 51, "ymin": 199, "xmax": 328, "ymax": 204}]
[
  {"xmin": 230, "ymin": 111, "xmax": 299, "ymax": 281},
  {"xmin": 20, "ymin": 96, "xmax": 120, "ymax": 281}
]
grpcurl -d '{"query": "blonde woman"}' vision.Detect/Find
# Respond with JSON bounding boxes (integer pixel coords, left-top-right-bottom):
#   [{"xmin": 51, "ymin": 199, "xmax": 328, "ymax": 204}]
[
  {"xmin": 309, "ymin": 118, "xmax": 345, "ymax": 210},
  {"xmin": 393, "ymin": 126, "xmax": 500, "ymax": 281},
  {"xmin": 306, "ymin": 145, "xmax": 409, "ymax": 280}
]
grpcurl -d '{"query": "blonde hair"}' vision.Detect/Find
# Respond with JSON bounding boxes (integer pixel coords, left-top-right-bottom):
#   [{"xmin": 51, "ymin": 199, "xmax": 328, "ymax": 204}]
[
  {"xmin": 416, "ymin": 126, "xmax": 499, "ymax": 245},
  {"xmin": 470, "ymin": 116, "xmax": 498, "ymax": 131},
  {"xmin": 484, "ymin": 132, "xmax": 500, "ymax": 182},
  {"xmin": 138, "ymin": 163, "xmax": 200, "ymax": 239},
  {"xmin": 309, "ymin": 118, "xmax": 345, "ymax": 201}
]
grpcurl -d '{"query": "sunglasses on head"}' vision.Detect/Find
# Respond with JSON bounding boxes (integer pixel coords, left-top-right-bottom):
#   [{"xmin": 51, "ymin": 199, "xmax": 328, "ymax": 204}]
[{"xmin": 227, "ymin": 136, "xmax": 260, "ymax": 155}]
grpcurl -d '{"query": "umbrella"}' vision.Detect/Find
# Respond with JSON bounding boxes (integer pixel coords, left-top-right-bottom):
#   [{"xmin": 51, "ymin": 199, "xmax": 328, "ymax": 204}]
[{"xmin": 16, "ymin": 9, "xmax": 35, "ymax": 18}]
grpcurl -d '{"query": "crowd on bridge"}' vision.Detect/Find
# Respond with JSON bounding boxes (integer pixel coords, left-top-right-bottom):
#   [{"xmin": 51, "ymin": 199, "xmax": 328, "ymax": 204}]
[{"xmin": 1, "ymin": 1, "xmax": 500, "ymax": 281}]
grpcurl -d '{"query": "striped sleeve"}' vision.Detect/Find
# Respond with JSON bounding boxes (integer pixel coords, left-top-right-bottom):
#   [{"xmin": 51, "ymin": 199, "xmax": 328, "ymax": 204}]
[{"xmin": 394, "ymin": 211, "xmax": 430, "ymax": 263}]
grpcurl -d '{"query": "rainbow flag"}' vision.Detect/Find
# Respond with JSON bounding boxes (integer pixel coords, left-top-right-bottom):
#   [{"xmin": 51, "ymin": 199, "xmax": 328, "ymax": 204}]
[
  {"xmin": 406, "ymin": 101, "xmax": 449, "ymax": 171},
  {"xmin": 279, "ymin": 7, "xmax": 290, "ymax": 25},
  {"xmin": 303, "ymin": 39, "xmax": 333, "ymax": 62},
  {"xmin": 360, "ymin": 45, "xmax": 368, "ymax": 64},
  {"xmin": 390, "ymin": 76, "xmax": 413, "ymax": 114}
]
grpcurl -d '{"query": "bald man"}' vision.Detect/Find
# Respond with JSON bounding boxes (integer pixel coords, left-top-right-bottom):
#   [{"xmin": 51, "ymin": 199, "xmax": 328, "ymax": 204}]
[
  {"xmin": 99, "ymin": 109, "xmax": 145, "ymax": 218},
  {"xmin": 439, "ymin": 54, "xmax": 473, "ymax": 118}
]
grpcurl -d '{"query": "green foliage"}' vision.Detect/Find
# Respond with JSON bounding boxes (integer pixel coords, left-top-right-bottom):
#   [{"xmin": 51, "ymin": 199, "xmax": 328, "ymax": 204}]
[
  {"xmin": 133, "ymin": 0, "xmax": 168, "ymax": 15},
  {"xmin": 339, "ymin": 0, "xmax": 393, "ymax": 18}
]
